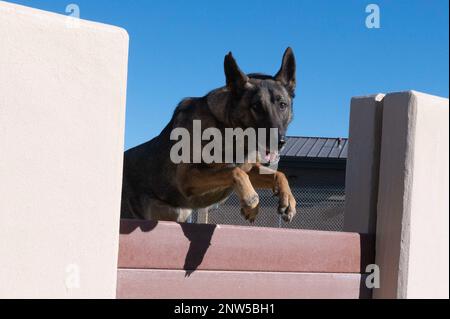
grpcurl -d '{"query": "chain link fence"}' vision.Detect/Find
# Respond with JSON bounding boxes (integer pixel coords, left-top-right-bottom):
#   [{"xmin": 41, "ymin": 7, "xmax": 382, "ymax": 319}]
[{"xmin": 190, "ymin": 185, "xmax": 345, "ymax": 231}]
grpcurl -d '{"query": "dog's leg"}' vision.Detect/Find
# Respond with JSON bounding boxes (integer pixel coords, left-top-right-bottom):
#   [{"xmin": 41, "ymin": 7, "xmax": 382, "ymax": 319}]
[
  {"xmin": 247, "ymin": 164, "xmax": 297, "ymax": 222},
  {"xmin": 231, "ymin": 168, "xmax": 260, "ymax": 222},
  {"xmin": 179, "ymin": 166, "xmax": 260, "ymax": 222}
]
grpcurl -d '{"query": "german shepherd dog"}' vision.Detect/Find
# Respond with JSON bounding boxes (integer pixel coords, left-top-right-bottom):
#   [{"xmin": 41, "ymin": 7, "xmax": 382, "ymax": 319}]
[{"xmin": 121, "ymin": 48, "xmax": 297, "ymax": 223}]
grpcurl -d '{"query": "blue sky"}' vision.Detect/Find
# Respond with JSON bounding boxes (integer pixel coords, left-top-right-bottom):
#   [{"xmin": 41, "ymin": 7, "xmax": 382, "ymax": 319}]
[{"xmin": 9, "ymin": 0, "xmax": 449, "ymax": 149}]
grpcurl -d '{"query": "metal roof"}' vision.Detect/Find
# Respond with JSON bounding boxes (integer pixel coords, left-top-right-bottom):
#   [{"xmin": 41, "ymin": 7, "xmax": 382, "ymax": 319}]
[{"xmin": 280, "ymin": 137, "xmax": 348, "ymax": 159}]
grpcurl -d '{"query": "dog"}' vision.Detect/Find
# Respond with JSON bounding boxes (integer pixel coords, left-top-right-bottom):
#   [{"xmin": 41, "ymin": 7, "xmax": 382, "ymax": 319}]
[{"xmin": 121, "ymin": 48, "xmax": 297, "ymax": 223}]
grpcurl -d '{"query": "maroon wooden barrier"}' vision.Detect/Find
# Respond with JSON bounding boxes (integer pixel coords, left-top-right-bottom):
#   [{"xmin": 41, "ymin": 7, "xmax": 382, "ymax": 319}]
[{"xmin": 117, "ymin": 220, "xmax": 374, "ymax": 299}]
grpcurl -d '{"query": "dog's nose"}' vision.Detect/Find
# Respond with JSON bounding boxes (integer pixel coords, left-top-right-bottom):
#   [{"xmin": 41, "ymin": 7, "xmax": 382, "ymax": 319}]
[{"xmin": 279, "ymin": 136, "xmax": 286, "ymax": 148}]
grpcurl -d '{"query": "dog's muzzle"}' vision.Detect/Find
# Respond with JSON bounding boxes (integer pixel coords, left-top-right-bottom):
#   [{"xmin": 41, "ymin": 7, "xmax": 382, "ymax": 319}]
[{"xmin": 263, "ymin": 151, "xmax": 280, "ymax": 166}]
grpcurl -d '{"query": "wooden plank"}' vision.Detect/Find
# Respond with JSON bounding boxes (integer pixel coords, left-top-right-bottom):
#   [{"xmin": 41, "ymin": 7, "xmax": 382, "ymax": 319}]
[
  {"xmin": 117, "ymin": 269, "xmax": 370, "ymax": 299},
  {"xmin": 118, "ymin": 220, "xmax": 374, "ymax": 273}
]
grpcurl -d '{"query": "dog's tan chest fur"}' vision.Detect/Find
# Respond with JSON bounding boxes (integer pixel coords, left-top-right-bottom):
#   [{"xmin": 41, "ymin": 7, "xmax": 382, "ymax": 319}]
[{"xmin": 186, "ymin": 187, "xmax": 233, "ymax": 209}]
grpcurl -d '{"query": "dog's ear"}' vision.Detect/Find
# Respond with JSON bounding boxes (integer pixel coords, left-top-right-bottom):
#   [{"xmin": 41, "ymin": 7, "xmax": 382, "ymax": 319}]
[
  {"xmin": 224, "ymin": 52, "xmax": 249, "ymax": 93},
  {"xmin": 275, "ymin": 47, "xmax": 296, "ymax": 96}
]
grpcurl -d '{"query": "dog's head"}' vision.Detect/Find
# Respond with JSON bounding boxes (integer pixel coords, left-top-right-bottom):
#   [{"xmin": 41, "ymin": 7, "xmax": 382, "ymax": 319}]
[{"xmin": 224, "ymin": 48, "xmax": 296, "ymax": 154}]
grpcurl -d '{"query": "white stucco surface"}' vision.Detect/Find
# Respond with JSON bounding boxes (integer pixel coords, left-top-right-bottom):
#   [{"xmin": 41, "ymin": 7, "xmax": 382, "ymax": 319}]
[
  {"xmin": 405, "ymin": 92, "xmax": 449, "ymax": 299},
  {"xmin": 374, "ymin": 91, "xmax": 449, "ymax": 299},
  {"xmin": 344, "ymin": 94, "xmax": 384, "ymax": 234},
  {"xmin": 0, "ymin": 1, "xmax": 128, "ymax": 298}
]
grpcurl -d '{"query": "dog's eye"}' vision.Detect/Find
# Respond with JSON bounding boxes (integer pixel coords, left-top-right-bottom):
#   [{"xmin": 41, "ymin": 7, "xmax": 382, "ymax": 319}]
[{"xmin": 279, "ymin": 102, "xmax": 288, "ymax": 110}]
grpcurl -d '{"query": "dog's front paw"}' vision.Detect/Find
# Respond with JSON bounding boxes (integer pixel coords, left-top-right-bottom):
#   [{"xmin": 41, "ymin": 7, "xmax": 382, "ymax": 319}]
[
  {"xmin": 241, "ymin": 203, "xmax": 260, "ymax": 223},
  {"xmin": 278, "ymin": 191, "xmax": 297, "ymax": 222},
  {"xmin": 242, "ymin": 192, "xmax": 259, "ymax": 209}
]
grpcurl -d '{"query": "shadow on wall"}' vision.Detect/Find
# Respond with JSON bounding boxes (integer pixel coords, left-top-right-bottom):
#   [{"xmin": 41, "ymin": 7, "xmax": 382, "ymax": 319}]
[{"xmin": 120, "ymin": 220, "xmax": 216, "ymax": 276}]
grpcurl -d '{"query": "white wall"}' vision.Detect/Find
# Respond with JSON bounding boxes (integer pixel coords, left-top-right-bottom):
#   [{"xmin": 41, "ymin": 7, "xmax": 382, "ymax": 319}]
[
  {"xmin": 374, "ymin": 91, "xmax": 449, "ymax": 299},
  {"xmin": 405, "ymin": 92, "xmax": 449, "ymax": 298},
  {"xmin": 0, "ymin": 1, "xmax": 128, "ymax": 298},
  {"xmin": 344, "ymin": 94, "xmax": 384, "ymax": 234}
]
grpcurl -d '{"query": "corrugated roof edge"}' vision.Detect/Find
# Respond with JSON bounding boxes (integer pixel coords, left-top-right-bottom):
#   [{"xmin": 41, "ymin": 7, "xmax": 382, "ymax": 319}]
[{"xmin": 281, "ymin": 136, "xmax": 349, "ymax": 159}]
